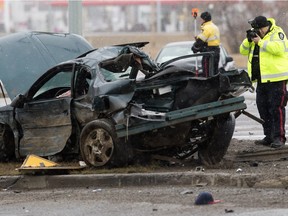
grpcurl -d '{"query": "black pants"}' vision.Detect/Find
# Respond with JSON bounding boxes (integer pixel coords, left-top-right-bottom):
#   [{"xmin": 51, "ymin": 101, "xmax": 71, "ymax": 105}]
[
  {"xmin": 256, "ymin": 81, "xmax": 287, "ymax": 143},
  {"xmin": 202, "ymin": 46, "xmax": 220, "ymax": 77}
]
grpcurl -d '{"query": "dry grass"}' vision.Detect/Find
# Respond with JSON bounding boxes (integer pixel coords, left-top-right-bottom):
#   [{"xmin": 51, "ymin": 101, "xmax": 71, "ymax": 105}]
[
  {"xmin": 0, "ymin": 162, "xmax": 22, "ymax": 176},
  {"xmin": 231, "ymin": 54, "xmax": 247, "ymax": 68}
]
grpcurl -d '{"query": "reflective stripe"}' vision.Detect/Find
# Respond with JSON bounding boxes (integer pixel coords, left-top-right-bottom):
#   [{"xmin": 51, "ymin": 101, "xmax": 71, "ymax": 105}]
[
  {"xmin": 262, "ymin": 41, "xmax": 268, "ymax": 51},
  {"xmin": 261, "ymin": 71, "xmax": 288, "ymax": 79},
  {"xmin": 241, "ymin": 44, "xmax": 249, "ymax": 50},
  {"xmin": 198, "ymin": 34, "xmax": 220, "ymax": 43},
  {"xmin": 198, "ymin": 34, "xmax": 208, "ymax": 41},
  {"xmin": 260, "ymin": 40, "xmax": 288, "ymax": 53},
  {"xmin": 206, "ymin": 35, "xmax": 219, "ymax": 42},
  {"xmin": 284, "ymin": 42, "xmax": 288, "ymax": 52}
]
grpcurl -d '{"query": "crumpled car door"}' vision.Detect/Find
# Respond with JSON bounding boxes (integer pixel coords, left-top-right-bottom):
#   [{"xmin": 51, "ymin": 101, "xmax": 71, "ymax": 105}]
[
  {"xmin": 14, "ymin": 64, "xmax": 74, "ymax": 157},
  {"xmin": 15, "ymin": 98, "xmax": 72, "ymax": 156}
]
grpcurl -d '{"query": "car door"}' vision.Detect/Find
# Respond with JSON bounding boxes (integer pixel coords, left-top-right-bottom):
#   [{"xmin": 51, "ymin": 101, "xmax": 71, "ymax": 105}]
[{"xmin": 15, "ymin": 64, "xmax": 74, "ymax": 157}]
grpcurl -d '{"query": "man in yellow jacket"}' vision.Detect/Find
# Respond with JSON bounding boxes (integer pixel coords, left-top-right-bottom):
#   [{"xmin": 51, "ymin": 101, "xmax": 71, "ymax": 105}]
[
  {"xmin": 240, "ymin": 16, "xmax": 288, "ymax": 148},
  {"xmin": 192, "ymin": 11, "xmax": 220, "ymax": 77}
]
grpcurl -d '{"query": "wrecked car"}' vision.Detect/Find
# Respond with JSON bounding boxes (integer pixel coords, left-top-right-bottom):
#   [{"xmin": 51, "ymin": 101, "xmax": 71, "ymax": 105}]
[{"xmin": 0, "ymin": 40, "xmax": 252, "ymax": 167}]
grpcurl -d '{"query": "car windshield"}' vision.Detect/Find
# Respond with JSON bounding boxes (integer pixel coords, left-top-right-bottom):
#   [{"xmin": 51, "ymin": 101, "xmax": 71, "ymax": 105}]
[{"xmin": 157, "ymin": 44, "xmax": 195, "ymax": 64}]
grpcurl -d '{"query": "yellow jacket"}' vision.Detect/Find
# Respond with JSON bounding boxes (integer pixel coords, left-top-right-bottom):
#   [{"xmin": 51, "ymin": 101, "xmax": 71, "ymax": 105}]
[
  {"xmin": 197, "ymin": 21, "xmax": 220, "ymax": 46},
  {"xmin": 239, "ymin": 18, "xmax": 288, "ymax": 83}
]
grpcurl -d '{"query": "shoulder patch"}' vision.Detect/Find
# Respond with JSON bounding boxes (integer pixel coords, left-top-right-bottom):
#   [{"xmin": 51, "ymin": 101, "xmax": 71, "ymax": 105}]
[{"xmin": 278, "ymin": 32, "xmax": 285, "ymax": 40}]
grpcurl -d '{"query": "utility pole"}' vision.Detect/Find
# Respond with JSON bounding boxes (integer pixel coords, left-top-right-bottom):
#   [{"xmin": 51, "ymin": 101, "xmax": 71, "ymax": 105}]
[
  {"xmin": 156, "ymin": 0, "xmax": 161, "ymax": 33},
  {"xmin": 68, "ymin": 0, "xmax": 82, "ymax": 35}
]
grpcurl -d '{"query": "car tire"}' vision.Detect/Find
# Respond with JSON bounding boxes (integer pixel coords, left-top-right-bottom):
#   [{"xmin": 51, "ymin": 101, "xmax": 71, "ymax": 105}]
[
  {"xmin": 198, "ymin": 113, "xmax": 235, "ymax": 166},
  {"xmin": 80, "ymin": 119, "xmax": 133, "ymax": 168}
]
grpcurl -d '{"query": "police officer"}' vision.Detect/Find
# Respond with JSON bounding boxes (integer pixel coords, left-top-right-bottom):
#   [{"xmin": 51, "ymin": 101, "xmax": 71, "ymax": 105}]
[
  {"xmin": 240, "ymin": 16, "xmax": 288, "ymax": 148},
  {"xmin": 192, "ymin": 11, "xmax": 220, "ymax": 77}
]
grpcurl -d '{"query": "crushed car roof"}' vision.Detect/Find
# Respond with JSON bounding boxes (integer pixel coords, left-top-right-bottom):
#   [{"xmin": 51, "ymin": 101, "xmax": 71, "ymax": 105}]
[{"xmin": 0, "ymin": 31, "xmax": 93, "ymax": 100}]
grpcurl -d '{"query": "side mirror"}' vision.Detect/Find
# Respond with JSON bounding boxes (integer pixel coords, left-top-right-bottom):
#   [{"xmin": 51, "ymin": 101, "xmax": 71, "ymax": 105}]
[{"xmin": 10, "ymin": 94, "xmax": 26, "ymax": 108}]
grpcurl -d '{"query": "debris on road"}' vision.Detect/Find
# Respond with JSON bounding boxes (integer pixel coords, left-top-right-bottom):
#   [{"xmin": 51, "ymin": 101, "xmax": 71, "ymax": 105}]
[
  {"xmin": 234, "ymin": 146, "xmax": 288, "ymax": 162},
  {"xmin": 194, "ymin": 191, "xmax": 221, "ymax": 205},
  {"xmin": 17, "ymin": 154, "xmax": 85, "ymax": 175}
]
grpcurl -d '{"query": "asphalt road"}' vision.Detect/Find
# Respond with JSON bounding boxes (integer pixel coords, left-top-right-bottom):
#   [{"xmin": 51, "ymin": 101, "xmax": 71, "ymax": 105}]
[
  {"xmin": 233, "ymin": 91, "xmax": 265, "ymax": 140},
  {"xmin": 1, "ymin": 186, "xmax": 288, "ymax": 216}
]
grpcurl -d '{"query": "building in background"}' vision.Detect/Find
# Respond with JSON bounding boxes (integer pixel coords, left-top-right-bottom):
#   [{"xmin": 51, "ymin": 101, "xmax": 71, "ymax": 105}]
[
  {"xmin": 0, "ymin": 0, "xmax": 287, "ymax": 54},
  {"xmin": 0, "ymin": 0, "xmax": 193, "ymax": 34}
]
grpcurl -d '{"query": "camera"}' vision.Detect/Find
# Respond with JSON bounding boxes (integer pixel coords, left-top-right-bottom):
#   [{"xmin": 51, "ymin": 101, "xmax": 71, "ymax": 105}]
[
  {"xmin": 248, "ymin": 19, "xmax": 259, "ymax": 29},
  {"xmin": 246, "ymin": 28, "xmax": 258, "ymax": 42}
]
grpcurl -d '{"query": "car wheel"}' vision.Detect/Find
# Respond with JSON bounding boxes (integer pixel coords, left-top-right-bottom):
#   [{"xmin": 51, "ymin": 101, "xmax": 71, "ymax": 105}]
[
  {"xmin": 80, "ymin": 119, "xmax": 132, "ymax": 168},
  {"xmin": 198, "ymin": 113, "xmax": 235, "ymax": 166}
]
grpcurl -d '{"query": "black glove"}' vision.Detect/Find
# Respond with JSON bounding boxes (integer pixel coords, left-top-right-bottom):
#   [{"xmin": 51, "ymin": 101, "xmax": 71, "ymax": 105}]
[
  {"xmin": 246, "ymin": 29, "xmax": 257, "ymax": 42},
  {"xmin": 191, "ymin": 45, "xmax": 199, "ymax": 53}
]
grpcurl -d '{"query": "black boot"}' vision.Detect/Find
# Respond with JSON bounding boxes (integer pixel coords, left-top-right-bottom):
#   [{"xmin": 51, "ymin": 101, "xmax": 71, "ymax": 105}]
[
  {"xmin": 270, "ymin": 139, "xmax": 285, "ymax": 148},
  {"xmin": 254, "ymin": 137, "xmax": 272, "ymax": 146}
]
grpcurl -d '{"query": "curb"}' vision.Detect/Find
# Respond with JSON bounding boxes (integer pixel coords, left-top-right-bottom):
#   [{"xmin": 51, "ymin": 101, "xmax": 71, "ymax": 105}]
[{"xmin": 1, "ymin": 171, "xmax": 287, "ymax": 190}]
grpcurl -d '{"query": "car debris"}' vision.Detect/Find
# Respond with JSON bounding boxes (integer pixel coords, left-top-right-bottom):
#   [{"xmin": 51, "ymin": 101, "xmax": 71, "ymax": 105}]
[
  {"xmin": 195, "ymin": 166, "xmax": 205, "ymax": 172},
  {"xmin": 236, "ymin": 168, "xmax": 243, "ymax": 173},
  {"xmin": 0, "ymin": 40, "xmax": 253, "ymax": 168},
  {"xmin": 17, "ymin": 154, "xmax": 84, "ymax": 175},
  {"xmin": 225, "ymin": 209, "xmax": 234, "ymax": 213},
  {"xmin": 20, "ymin": 154, "xmax": 59, "ymax": 168},
  {"xmin": 234, "ymin": 147, "xmax": 288, "ymax": 162},
  {"xmin": 180, "ymin": 189, "xmax": 194, "ymax": 195}
]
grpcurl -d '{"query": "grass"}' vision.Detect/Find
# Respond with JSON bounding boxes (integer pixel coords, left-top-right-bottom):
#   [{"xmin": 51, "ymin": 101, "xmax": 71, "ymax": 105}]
[{"xmin": 0, "ymin": 162, "xmax": 22, "ymax": 176}]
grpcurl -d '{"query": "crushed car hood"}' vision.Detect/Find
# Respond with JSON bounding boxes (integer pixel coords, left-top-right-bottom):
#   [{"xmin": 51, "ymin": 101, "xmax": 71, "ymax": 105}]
[{"xmin": 0, "ymin": 31, "xmax": 93, "ymax": 100}]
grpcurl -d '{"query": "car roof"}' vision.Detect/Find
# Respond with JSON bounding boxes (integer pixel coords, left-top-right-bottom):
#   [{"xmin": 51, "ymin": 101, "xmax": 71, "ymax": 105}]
[{"xmin": 0, "ymin": 31, "xmax": 94, "ymax": 100}]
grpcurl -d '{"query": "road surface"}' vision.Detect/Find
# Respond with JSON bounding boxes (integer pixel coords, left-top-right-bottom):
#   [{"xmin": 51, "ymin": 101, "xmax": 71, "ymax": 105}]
[{"xmin": 1, "ymin": 186, "xmax": 288, "ymax": 216}]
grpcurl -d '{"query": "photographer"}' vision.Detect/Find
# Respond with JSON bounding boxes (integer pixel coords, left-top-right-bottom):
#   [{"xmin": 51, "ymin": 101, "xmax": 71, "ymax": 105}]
[{"xmin": 239, "ymin": 16, "xmax": 288, "ymax": 148}]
